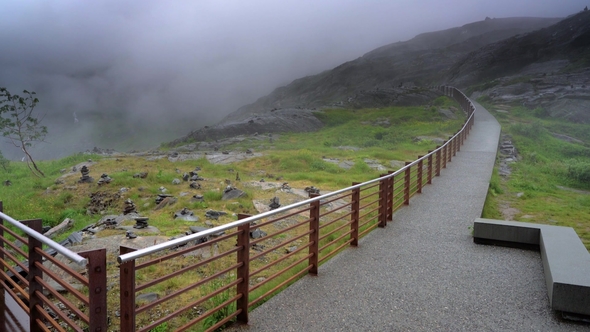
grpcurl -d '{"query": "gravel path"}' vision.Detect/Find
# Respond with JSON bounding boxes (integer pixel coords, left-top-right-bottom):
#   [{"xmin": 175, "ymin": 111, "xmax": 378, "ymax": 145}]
[{"xmin": 229, "ymin": 101, "xmax": 590, "ymax": 331}]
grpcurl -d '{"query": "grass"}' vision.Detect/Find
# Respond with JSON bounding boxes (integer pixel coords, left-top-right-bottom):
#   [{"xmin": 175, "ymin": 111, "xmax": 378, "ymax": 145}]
[
  {"xmin": 480, "ymin": 100, "xmax": 590, "ymax": 250},
  {"xmin": 0, "ymin": 98, "xmax": 466, "ymax": 330}
]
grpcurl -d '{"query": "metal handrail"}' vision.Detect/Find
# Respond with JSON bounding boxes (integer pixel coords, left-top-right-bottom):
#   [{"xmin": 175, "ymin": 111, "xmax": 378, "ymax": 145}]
[
  {"xmin": 0, "ymin": 211, "xmax": 88, "ymax": 265},
  {"xmin": 118, "ymin": 86, "xmax": 475, "ymax": 264}
]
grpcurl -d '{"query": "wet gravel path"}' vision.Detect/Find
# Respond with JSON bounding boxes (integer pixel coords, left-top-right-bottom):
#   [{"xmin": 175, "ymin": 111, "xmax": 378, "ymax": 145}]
[{"xmin": 230, "ymin": 101, "xmax": 590, "ymax": 332}]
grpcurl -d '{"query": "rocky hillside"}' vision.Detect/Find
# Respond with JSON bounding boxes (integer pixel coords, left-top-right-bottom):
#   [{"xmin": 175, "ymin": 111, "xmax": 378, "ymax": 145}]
[
  {"xmin": 449, "ymin": 10, "xmax": 590, "ymax": 123},
  {"xmin": 221, "ymin": 17, "xmax": 560, "ymax": 124}
]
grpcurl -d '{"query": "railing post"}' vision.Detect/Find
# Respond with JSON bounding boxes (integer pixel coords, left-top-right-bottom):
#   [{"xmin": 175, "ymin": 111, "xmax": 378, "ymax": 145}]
[
  {"xmin": 24, "ymin": 219, "xmax": 43, "ymax": 332},
  {"xmin": 309, "ymin": 194, "xmax": 320, "ymax": 276},
  {"xmin": 0, "ymin": 201, "xmax": 4, "ymax": 329},
  {"xmin": 378, "ymin": 176, "xmax": 387, "ymax": 228},
  {"xmin": 435, "ymin": 146, "xmax": 441, "ymax": 176},
  {"xmin": 387, "ymin": 171, "xmax": 394, "ymax": 221},
  {"xmin": 417, "ymin": 157, "xmax": 423, "ymax": 194},
  {"xmin": 453, "ymin": 134, "xmax": 458, "ymax": 156},
  {"xmin": 442, "ymin": 142, "xmax": 447, "ymax": 169},
  {"xmin": 448, "ymin": 137, "xmax": 453, "ymax": 162},
  {"xmin": 120, "ymin": 246, "xmax": 137, "ymax": 332},
  {"xmin": 236, "ymin": 214, "xmax": 251, "ymax": 324},
  {"xmin": 427, "ymin": 151, "xmax": 433, "ymax": 184},
  {"xmin": 351, "ymin": 183, "xmax": 360, "ymax": 247},
  {"xmin": 79, "ymin": 249, "xmax": 107, "ymax": 332},
  {"xmin": 404, "ymin": 162, "xmax": 411, "ymax": 205}
]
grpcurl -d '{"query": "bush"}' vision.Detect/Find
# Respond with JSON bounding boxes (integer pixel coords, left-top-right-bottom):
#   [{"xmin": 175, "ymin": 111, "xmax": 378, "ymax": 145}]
[
  {"xmin": 566, "ymin": 159, "xmax": 590, "ymax": 183},
  {"xmin": 0, "ymin": 150, "xmax": 10, "ymax": 172},
  {"xmin": 511, "ymin": 121, "xmax": 545, "ymax": 139}
]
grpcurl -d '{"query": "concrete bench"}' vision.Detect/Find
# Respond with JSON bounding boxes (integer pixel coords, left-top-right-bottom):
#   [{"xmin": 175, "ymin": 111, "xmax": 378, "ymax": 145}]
[{"xmin": 473, "ymin": 218, "xmax": 590, "ymax": 317}]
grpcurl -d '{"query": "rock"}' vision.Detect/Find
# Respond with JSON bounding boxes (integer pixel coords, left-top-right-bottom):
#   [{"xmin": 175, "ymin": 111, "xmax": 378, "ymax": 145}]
[
  {"xmin": 190, "ymin": 181, "xmax": 201, "ymax": 189},
  {"xmin": 172, "ymin": 178, "xmax": 181, "ymax": 185},
  {"xmin": 182, "ymin": 172, "xmax": 190, "ymax": 181},
  {"xmin": 97, "ymin": 173, "xmax": 112, "ymax": 186},
  {"xmin": 126, "ymin": 230, "xmax": 137, "ymax": 239},
  {"xmin": 154, "ymin": 197, "xmax": 177, "ymax": 210},
  {"xmin": 159, "ymin": 186, "xmax": 167, "ymax": 193},
  {"xmin": 269, "ymin": 197, "xmax": 281, "ymax": 210},
  {"xmin": 54, "ymin": 178, "xmax": 65, "ymax": 185},
  {"xmin": 191, "ymin": 195, "xmax": 204, "ymax": 202},
  {"xmin": 59, "ymin": 232, "xmax": 83, "ymax": 246},
  {"xmin": 285, "ymin": 246, "xmax": 298, "ymax": 254},
  {"xmin": 78, "ymin": 165, "xmax": 94, "ymax": 183},
  {"xmin": 3, "ymin": 180, "xmax": 12, "ymax": 186},
  {"xmin": 250, "ymin": 228, "xmax": 267, "ymax": 239},
  {"xmin": 44, "ymin": 218, "xmax": 75, "ymax": 238},
  {"xmin": 222, "ymin": 188, "xmax": 246, "ymax": 200},
  {"xmin": 205, "ymin": 210, "xmax": 227, "ymax": 220},
  {"xmin": 516, "ymin": 192, "xmax": 525, "ymax": 198},
  {"xmin": 174, "ymin": 208, "xmax": 200, "ymax": 222},
  {"xmin": 281, "ymin": 182, "xmax": 291, "ymax": 190},
  {"xmin": 133, "ymin": 172, "xmax": 148, "ymax": 179}
]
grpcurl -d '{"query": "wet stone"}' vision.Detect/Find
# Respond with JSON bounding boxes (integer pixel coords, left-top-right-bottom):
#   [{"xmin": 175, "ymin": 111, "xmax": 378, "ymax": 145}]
[
  {"xmin": 174, "ymin": 208, "xmax": 200, "ymax": 222},
  {"xmin": 126, "ymin": 230, "xmax": 137, "ymax": 239},
  {"xmin": 205, "ymin": 210, "xmax": 227, "ymax": 220},
  {"xmin": 97, "ymin": 173, "xmax": 112, "ymax": 186},
  {"xmin": 250, "ymin": 228, "xmax": 267, "ymax": 239},
  {"xmin": 269, "ymin": 196, "xmax": 281, "ymax": 210}
]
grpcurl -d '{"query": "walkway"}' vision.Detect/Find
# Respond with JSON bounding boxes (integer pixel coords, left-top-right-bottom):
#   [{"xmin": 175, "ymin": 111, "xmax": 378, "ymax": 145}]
[{"xmin": 232, "ymin": 101, "xmax": 590, "ymax": 331}]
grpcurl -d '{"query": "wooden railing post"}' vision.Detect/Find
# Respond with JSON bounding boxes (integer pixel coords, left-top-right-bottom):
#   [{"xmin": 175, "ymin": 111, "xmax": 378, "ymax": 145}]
[
  {"xmin": 453, "ymin": 134, "xmax": 458, "ymax": 156},
  {"xmin": 309, "ymin": 194, "xmax": 320, "ymax": 276},
  {"xmin": 387, "ymin": 171, "xmax": 394, "ymax": 221},
  {"xmin": 24, "ymin": 219, "xmax": 43, "ymax": 332},
  {"xmin": 79, "ymin": 249, "xmax": 107, "ymax": 332},
  {"xmin": 442, "ymin": 142, "xmax": 447, "ymax": 169},
  {"xmin": 404, "ymin": 162, "xmax": 411, "ymax": 205},
  {"xmin": 378, "ymin": 176, "xmax": 387, "ymax": 228},
  {"xmin": 417, "ymin": 157, "xmax": 423, "ymax": 194},
  {"xmin": 236, "ymin": 214, "xmax": 251, "ymax": 324},
  {"xmin": 427, "ymin": 152, "xmax": 433, "ymax": 184},
  {"xmin": 435, "ymin": 147, "xmax": 442, "ymax": 176},
  {"xmin": 120, "ymin": 246, "xmax": 137, "ymax": 332},
  {"xmin": 351, "ymin": 183, "xmax": 360, "ymax": 247}
]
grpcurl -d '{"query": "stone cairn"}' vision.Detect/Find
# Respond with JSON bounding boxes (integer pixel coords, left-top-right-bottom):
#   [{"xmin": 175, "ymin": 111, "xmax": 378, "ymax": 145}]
[
  {"xmin": 97, "ymin": 173, "xmax": 112, "ymax": 186},
  {"xmin": 133, "ymin": 217, "xmax": 149, "ymax": 229},
  {"xmin": 123, "ymin": 199, "xmax": 137, "ymax": 215},
  {"xmin": 78, "ymin": 165, "xmax": 94, "ymax": 183},
  {"xmin": 305, "ymin": 186, "xmax": 320, "ymax": 196},
  {"xmin": 190, "ymin": 181, "xmax": 201, "ymax": 189}
]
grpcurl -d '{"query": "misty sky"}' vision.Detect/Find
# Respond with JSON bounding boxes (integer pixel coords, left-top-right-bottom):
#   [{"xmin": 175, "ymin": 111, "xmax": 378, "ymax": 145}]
[{"xmin": 0, "ymin": 0, "xmax": 587, "ymax": 157}]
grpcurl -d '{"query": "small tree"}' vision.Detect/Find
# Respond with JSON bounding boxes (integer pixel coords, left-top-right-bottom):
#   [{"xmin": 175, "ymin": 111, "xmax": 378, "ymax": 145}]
[{"xmin": 0, "ymin": 87, "xmax": 47, "ymax": 177}]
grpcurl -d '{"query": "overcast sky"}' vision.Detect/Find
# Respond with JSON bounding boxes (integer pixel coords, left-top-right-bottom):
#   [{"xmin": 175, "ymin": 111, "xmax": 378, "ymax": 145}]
[{"xmin": 0, "ymin": 0, "xmax": 587, "ymax": 157}]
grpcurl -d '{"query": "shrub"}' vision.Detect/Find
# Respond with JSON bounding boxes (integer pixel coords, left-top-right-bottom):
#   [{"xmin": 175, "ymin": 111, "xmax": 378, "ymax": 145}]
[{"xmin": 566, "ymin": 159, "xmax": 590, "ymax": 184}]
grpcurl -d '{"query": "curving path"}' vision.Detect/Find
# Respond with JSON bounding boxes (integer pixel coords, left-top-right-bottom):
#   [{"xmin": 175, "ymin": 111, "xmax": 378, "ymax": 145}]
[{"xmin": 231, "ymin": 100, "xmax": 590, "ymax": 331}]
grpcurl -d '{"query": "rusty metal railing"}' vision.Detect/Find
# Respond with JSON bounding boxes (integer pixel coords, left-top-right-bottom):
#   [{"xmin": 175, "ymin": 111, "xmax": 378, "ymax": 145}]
[
  {"xmin": 0, "ymin": 202, "xmax": 107, "ymax": 332},
  {"xmin": 116, "ymin": 86, "xmax": 475, "ymax": 331}
]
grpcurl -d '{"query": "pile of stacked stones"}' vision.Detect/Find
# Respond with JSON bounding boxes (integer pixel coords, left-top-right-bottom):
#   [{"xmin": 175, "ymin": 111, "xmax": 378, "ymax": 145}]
[
  {"xmin": 97, "ymin": 173, "xmax": 112, "ymax": 186},
  {"xmin": 305, "ymin": 186, "xmax": 320, "ymax": 195},
  {"xmin": 123, "ymin": 199, "xmax": 137, "ymax": 215},
  {"xmin": 78, "ymin": 165, "xmax": 94, "ymax": 183},
  {"xmin": 133, "ymin": 217, "xmax": 149, "ymax": 229},
  {"xmin": 269, "ymin": 197, "xmax": 281, "ymax": 210}
]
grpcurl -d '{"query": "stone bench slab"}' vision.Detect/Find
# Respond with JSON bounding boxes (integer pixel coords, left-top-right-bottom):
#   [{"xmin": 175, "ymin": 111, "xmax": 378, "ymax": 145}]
[{"xmin": 473, "ymin": 218, "xmax": 590, "ymax": 317}]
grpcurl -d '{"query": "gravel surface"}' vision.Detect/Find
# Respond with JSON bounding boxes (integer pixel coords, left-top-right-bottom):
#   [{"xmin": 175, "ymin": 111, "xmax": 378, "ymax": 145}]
[{"xmin": 229, "ymin": 101, "xmax": 590, "ymax": 331}]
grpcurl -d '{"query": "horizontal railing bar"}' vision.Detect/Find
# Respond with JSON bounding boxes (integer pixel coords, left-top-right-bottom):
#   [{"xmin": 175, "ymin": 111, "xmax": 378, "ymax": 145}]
[
  {"xmin": 136, "ymin": 230, "xmax": 240, "ymax": 270},
  {"xmin": 359, "ymin": 206, "xmax": 381, "ymax": 220},
  {"xmin": 0, "ymin": 278, "xmax": 29, "ymax": 313},
  {"xmin": 250, "ymin": 241, "xmax": 313, "ymax": 277},
  {"xmin": 0, "ymin": 223, "xmax": 29, "ymax": 248},
  {"xmin": 319, "ymin": 221, "xmax": 353, "ymax": 242},
  {"xmin": 359, "ymin": 222, "xmax": 380, "ymax": 238},
  {"xmin": 0, "ymin": 212, "xmax": 87, "ymax": 265},
  {"xmin": 250, "ymin": 218, "xmax": 311, "ymax": 246},
  {"xmin": 249, "ymin": 254, "xmax": 312, "ymax": 293},
  {"xmin": 250, "ymin": 230, "xmax": 313, "ymax": 262},
  {"xmin": 202, "ymin": 308, "xmax": 242, "ymax": 332},
  {"xmin": 35, "ymin": 261, "xmax": 89, "ymax": 306},
  {"xmin": 36, "ymin": 247, "xmax": 89, "ymax": 286},
  {"xmin": 319, "ymin": 229, "xmax": 354, "ymax": 252},
  {"xmin": 254, "ymin": 207, "xmax": 312, "ymax": 229},
  {"xmin": 136, "ymin": 246, "xmax": 241, "ymax": 292},
  {"xmin": 249, "ymin": 265, "xmax": 313, "ymax": 308},
  {"xmin": 319, "ymin": 212, "xmax": 352, "ymax": 230},
  {"xmin": 177, "ymin": 293, "xmax": 242, "ymax": 332},
  {"xmin": 319, "ymin": 238, "xmax": 355, "ymax": 264},
  {"xmin": 320, "ymin": 192, "xmax": 352, "ymax": 205},
  {"xmin": 136, "ymin": 263, "xmax": 242, "ymax": 314},
  {"xmin": 0, "ymin": 256, "xmax": 29, "ymax": 286},
  {"xmin": 138, "ymin": 278, "xmax": 242, "ymax": 332},
  {"xmin": 35, "ymin": 288, "xmax": 89, "ymax": 328},
  {"xmin": 34, "ymin": 302, "xmax": 67, "ymax": 332},
  {"xmin": 119, "ymin": 93, "xmax": 474, "ymax": 263}
]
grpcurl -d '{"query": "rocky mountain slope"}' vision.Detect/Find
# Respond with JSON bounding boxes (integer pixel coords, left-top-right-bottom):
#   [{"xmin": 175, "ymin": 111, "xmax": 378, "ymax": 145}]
[
  {"xmin": 448, "ymin": 10, "xmax": 590, "ymax": 123},
  {"xmin": 221, "ymin": 17, "xmax": 560, "ymax": 124}
]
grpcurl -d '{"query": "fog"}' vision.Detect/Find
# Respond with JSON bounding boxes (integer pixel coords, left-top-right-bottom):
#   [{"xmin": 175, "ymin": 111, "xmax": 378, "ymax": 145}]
[{"xmin": 0, "ymin": 0, "xmax": 586, "ymax": 159}]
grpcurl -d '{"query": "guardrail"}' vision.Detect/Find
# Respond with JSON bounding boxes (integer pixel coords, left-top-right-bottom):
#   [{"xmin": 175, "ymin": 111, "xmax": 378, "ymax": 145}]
[
  {"xmin": 0, "ymin": 202, "xmax": 107, "ymax": 332},
  {"xmin": 117, "ymin": 86, "xmax": 476, "ymax": 331}
]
